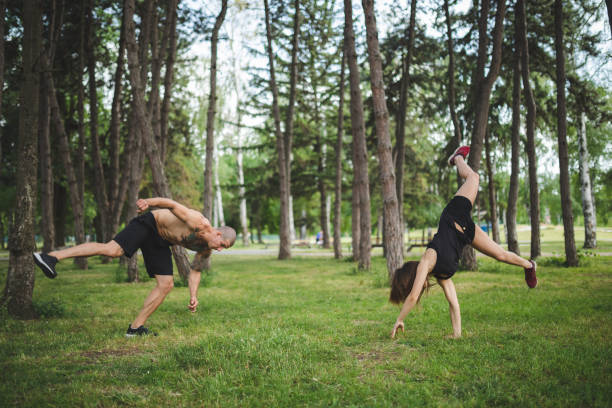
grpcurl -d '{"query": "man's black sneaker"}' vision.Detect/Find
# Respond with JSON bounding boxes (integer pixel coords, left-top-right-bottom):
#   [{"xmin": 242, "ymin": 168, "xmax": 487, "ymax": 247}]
[
  {"xmin": 33, "ymin": 253, "xmax": 58, "ymax": 279},
  {"xmin": 126, "ymin": 325, "xmax": 157, "ymax": 337}
]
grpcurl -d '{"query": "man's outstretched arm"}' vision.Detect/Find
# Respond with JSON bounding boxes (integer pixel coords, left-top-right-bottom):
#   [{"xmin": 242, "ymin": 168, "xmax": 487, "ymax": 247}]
[
  {"xmin": 187, "ymin": 250, "xmax": 211, "ymax": 312},
  {"xmin": 137, "ymin": 197, "xmax": 212, "ymax": 232}
]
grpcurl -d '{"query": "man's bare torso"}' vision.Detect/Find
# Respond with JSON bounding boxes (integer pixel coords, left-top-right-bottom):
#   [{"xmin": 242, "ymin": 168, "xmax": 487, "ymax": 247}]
[{"xmin": 152, "ymin": 209, "xmax": 209, "ymax": 252}]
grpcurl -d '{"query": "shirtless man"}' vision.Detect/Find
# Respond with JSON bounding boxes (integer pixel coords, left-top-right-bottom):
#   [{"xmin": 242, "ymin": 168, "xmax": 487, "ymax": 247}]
[{"xmin": 32, "ymin": 197, "xmax": 236, "ymax": 337}]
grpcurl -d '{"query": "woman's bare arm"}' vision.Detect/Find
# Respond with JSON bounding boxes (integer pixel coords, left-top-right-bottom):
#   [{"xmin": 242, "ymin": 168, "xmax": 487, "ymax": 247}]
[
  {"xmin": 391, "ymin": 248, "xmax": 437, "ymax": 338},
  {"xmin": 438, "ymin": 277, "xmax": 461, "ymax": 338}
]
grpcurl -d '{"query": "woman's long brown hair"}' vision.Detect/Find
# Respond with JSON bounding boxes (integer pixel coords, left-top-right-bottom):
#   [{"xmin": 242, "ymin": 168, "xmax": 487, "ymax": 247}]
[{"xmin": 389, "ymin": 261, "xmax": 433, "ymax": 305}]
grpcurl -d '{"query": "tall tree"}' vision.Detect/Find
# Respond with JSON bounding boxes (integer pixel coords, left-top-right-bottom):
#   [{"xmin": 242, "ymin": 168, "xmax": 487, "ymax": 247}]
[
  {"xmin": 202, "ymin": 0, "xmax": 227, "ymax": 270},
  {"xmin": 86, "ymin": 0, "xmax": 110, "ymax": 245},
  {"xmin": 484, "ymin": 128, "xmax": 500, "ymax": 243},
  {"xmin": 506, "ymin": 23, "xmax": 521, "ymax": 255},
  {"xmin": 333, "ymin": 46, "xmax": 346, "ymax": 259},
  {"xmin": 203, "ymin": 0, "xmax": 228, "ymax": 238},
  {"xmin": 361, "ymin": 0, "xmax": 404, "ymax": 277},
  {"xmin": 160, "ymin": 0, "xmax": 179, "ymax": 162},
  {"xmin": 394, "ymin": 0, "xmax": 417, "ymax": 245},
  {"xmin": 3, "ymin": 0, "xmax": 41, "ymax": 318},
  {"xmin": 443, "ymin": 0, "xmax": 463, "ymax": 192},
  {"xmin": 516, "ymin": 0, "xmax": 540, "ymax": 259},
  {"xmin": 462, "ymin": 0, "xmax": 506, "ymax": 270},
  {"xmin": 0, "ymin": 0, "xmax": 5, "ymax": 166},
  {"xmin": 577, "ymin": 112, "xmax": 596, "ymax": 248},
  {"xmin": 124, "ymin": 0, "xmax": 192, "ymax": 279},
  {"xmin": 344, "ymin": 0, "xmax": 371, "ymax": 269},
  {"xmin": 553, "ymin": 0, "xmax": 578, "ymax": 266},
  {"xmin": 264, "ymin": 0, "xmax": 292, "ymax": 259}
]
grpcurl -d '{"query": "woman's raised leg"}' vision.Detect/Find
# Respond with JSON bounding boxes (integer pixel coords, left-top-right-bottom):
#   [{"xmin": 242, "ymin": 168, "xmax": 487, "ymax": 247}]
[
  {"xmin": 471, "ymin": 225, "xmax": 531, "ymax": 269},
  {"xmin": 453, "ymin": 156, "xmax": 480, "ymax": 206}
]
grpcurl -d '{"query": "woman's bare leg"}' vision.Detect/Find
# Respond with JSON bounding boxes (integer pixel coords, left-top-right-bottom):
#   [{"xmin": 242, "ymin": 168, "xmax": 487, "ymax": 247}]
[
  {"xmin": 472, "ymin": 225, "xmax": 531, "ymax": 268},
  {"xmin": 453, "ymin": 156, "xmax": 480, "ymax": 206},
  {"xmin": 48, "ymin": 240, "xmax": 124, "ymax": 261}
]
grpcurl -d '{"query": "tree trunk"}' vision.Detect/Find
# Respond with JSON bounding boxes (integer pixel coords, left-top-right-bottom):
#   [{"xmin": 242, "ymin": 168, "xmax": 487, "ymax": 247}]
[
  {"xmin": 517, "ymin": 0, "xmax": 540, "ymax": 259},
  {"xmin": 578, "ymin": 112, "xmax": 596, "ymax": 248},
  {"xmin": 264, "ymin": 0, "xmax": 292, "ymax": 259},
  {"xmin": 124, "ymin": 0, "xmax": 191, "ymax": 279},
  {"xmin": 47, "ymin": 62, "xmax": 88, "ymax": 269},
  {"xmin": 333, "ymin": 46, "xmax": 346, "ymax": 259},
  {"xmin": 86, "ymin": 0, "xmax": 110, "ymax": 246},
  {"xmin": 214, "ymin": 150, "xmax": 225, "ymax": 226},
  {"xmin": 484, "ymin": 129, "xmax": 500, "ymax": 243},
  {"xmin": 202, "ymin": 0, "xmax": 228, "ymax": 267},
  {"xmin": 160, "ymin": 0, "xmax": 179, "ymax": 162},
  {"xmin": 3, "ymin": 0, "xmax": 41, "ymax": 319},
  {"xmin": 394, "ymin": 0, "xmax": 417, "ymax": 248},
  {"xmin": 462, "ymin": 0, "xmax": 506, "ymax": 270},
  {"xmin": 361, "ymin": 0, "xmax": 403, "ymax": 278},
  {"xmin": 284, "ymin": 0, "xmax": 300, "ymax": 229},
  {"xmin": 0, "ymin": 0, "xmax": 5, "ymax": 166},
  {"xmin": 54, "ymin": 183, "xmax": 67, "ymax": 247},
  {"xmin": 444, "ymin": 0, "xmax": 463, "ymax": 191},
  {"xmin": 553, "ymin": 0, "xmax": 578, "ymax": 266},
  {"xmin": 38, "ymin": 64, "xmax": 54, "ymax": 252},
  {"xmin": 344, "ymin": 0, "xmax": 371, "ymax": 269},
  {"xmin": 108, "ymin": 2, "xmax": 127, "ymax": 237},
  {"xmin": 507, "ymin": 32, "xmax": 521, "ymax": 255}
]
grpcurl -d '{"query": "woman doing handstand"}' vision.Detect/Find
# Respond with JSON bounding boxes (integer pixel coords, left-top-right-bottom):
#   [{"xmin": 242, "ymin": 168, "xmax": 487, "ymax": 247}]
[{"xmin": 390, "ymin": 146, "xmax": 537, "ymax": 339}]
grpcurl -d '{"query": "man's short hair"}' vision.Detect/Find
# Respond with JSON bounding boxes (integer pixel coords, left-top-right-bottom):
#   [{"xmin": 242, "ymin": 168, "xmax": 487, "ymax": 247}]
[{"xmin": 219, "ymin": 226, "xmax": 237, "ymax": 248}]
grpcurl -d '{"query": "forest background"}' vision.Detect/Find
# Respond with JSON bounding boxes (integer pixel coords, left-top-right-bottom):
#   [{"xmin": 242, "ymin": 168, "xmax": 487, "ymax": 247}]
[{"xmin": 0, "ymin": 0, "xmax": 611, "ymax": 317}]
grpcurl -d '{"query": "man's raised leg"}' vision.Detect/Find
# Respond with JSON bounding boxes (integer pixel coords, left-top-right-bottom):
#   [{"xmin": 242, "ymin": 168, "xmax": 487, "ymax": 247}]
[{"xmin": 33, "ymin": 241, "xmax": 124, "ymax": 279}]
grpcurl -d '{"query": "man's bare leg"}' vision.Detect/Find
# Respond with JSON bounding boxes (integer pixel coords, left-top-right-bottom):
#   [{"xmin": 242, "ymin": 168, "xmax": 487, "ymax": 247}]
[
  {"xmin": 49, "ymin": 240, "xmax": 124, "ymax": 261},
  {"xmin": 130, "ymin": 275, "xmax": 174, "ymax": 329}
]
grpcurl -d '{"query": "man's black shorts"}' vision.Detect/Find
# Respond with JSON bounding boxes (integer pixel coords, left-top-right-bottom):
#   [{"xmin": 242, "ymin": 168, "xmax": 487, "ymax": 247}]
[{"xmin": 113, "ymin": 212, "xmax": 173, "ymax": 278}]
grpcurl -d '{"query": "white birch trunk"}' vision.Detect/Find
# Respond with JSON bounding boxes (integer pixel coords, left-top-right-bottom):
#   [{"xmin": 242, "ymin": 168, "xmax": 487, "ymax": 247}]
[
  {"xmin": 289, "ymin": 195, "xmax": 296, "ymax": 241},
  {"xmin": 578, "ymin": 111, "xmax": 596, "ymax": 248},
  {"xmin": 300, "ymin": 207, "xmax": 307, "ymax": 240},
  {"xmin": 214, "ymin": 150, "xmax": 225, "ymax": 226}
]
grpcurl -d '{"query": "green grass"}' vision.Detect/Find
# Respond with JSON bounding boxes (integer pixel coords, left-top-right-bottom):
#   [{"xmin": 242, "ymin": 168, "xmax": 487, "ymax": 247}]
[{"xmin": 1, "ymin": 254, "xmax": 611, "ymax": 407}]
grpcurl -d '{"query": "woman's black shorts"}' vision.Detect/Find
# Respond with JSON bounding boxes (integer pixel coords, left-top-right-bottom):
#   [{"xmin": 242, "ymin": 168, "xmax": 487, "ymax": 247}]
[
  {"xmin": 112, "ymin": 212, "xmax": 173, "ymax": 278},
  {"xmin": 426, "ymin": 196, "xmax": 475, "ymax": 280}
]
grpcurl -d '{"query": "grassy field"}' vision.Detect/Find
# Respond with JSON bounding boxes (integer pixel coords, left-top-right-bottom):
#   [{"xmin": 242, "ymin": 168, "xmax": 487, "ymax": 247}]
[{"xmin": 1, "ymin": 253, "xmax": 611, "ymax": 407}]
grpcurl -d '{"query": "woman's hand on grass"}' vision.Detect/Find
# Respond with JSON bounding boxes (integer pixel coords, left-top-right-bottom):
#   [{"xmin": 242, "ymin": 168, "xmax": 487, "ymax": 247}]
[
  {"xmin": 391, "ymin": 320, "xmax": 404, "ymax": 339},
  {"xmin": 188, "ymin": 296, "xmax": 198, "ymax": 312}
]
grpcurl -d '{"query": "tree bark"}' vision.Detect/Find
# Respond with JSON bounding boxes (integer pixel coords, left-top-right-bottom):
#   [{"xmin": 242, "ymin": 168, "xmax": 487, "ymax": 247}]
[
  {"xmin": 578, "ymin": 112, "xmax": 596, "ymax": 248},
  {"xmin": 3, "ymin": 0, "xmax": 41, "ymax": 319},
  {"xmin": 484, "ymin": 129, "xmax": 500, "ymax": 243},
  {"xmin": 507, "ymin": 32, "xmax": 521, "ymax": 255},
  {"xmin": 284, "ymin": 0, "xmax": 300, "ymax": 213},
  {"xmin": 344, "ymin": 0, "xmax": 371, "ymax": 269},
  {"xmin": 214, "ymin": 150, "xmax": 225, "ymax": 226},
  {"xmin": 264, "ymin": 0, "xmax": 292, "ymax": 259},
  {"xmin": 124, "ymin": 0, "xmax": 191, "ymax": 279},
  {"xmin": 394, "ymin": 0, "xmax": 417, "ymax": 247},
  {"xmin": 38, "ymin": 62, "xmax": 54, "ymax": 252},
  {"xmin": 333, "ymin": 46, "xmax": 346, "ymax": 259},
  {"xmin": 462, "ymin": 0, "xmax": 506, "ymax": 270},
  {"xmin": 517, "ymin": 0, "xmax": 540, "ymax": 259},
  {"xmin": 361, "ymin": 0, "xmax": 403, "ymax": 278},
  {"xmin": 0, "ymin": 0, "xmax": 5, "ymax": 166},
  {"xmin": 47, "ymin": 64, "xmax": 88, "ymax": 269},
  {"xmin": 86, "ymin": 0, "xmax": 110, "ymax": 245},
  {"xmin": 443, "ymin": 0, "xmax": 463, "ymax": 191},
  {"xmin": 553, "ymin": 0, "xmax": 578, "ymax": 266},
  {"xmin": 160, "ymin": 0, "xmax": 179, "ymax": 162},
  {"xmin": 203, "ymin": 0, "xmax": 228, "ymax": 238}
]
